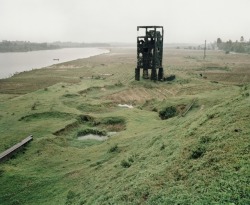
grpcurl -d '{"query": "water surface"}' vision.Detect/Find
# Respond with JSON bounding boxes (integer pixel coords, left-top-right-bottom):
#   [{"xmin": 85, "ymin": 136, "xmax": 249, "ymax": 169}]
[{"xmin": 0, "ymin": 48, "xmax": 109, "ymax": 79}]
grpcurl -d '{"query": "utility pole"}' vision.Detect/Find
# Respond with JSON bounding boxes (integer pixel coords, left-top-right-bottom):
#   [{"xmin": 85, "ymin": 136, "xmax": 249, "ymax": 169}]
[{"xmin": 203, "ymin": 40, "xmax": 206, "ymax": 60}]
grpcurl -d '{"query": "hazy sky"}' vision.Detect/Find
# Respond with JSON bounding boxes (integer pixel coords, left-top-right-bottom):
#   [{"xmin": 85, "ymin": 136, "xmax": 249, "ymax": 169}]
[{"xmin": 1, "ymin": 0, "xmax": 250, "ymax": 44}]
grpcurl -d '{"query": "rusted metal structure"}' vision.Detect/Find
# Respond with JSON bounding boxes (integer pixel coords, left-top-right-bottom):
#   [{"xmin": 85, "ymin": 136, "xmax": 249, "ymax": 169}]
[{"xmin": 135, "ymin": 26, "xmax": 164, "ymax": 81}]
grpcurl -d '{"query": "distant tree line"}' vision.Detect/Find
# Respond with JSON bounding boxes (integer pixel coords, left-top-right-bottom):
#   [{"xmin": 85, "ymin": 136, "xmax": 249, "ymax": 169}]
[
  {"xmin": 0, "ymin": 40, "xmax": 110, "ymax": 52},
  {"xmin": 217, "ymin": 36, "xmax": 250, "ymax": 54},
  {"xmin": 0, "ymin": 41, "xmax": 60, "ymax": 52},
  {"xmin": 50, "ymin": 41, "xmax": 110, "ymax": 48}
]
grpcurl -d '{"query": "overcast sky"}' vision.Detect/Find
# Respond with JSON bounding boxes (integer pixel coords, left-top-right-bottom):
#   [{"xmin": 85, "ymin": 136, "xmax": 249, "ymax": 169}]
[{"xmin": 1, "ymin": 0, "xmax": 250, "ymax": 44}]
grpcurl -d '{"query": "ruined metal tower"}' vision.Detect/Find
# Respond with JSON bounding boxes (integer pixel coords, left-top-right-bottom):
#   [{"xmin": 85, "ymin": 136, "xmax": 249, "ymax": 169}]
[{"xmin": 135, "ymin": 26, "xmax": 164, "ymax": 81}]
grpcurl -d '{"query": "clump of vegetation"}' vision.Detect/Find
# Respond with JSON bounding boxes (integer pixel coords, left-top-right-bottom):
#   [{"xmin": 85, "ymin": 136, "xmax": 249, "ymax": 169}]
[
  {"xmin": 108, "ymin": 144, "xmax": 119, "ymax": 153},
  {"xmin": 77, "ymin": 128, "xmax": 106, "ymax": 137},
  {"xmin": 121, "ymin": 159, "xmax": 131, "ymax": 168},
  {"xmin": 101, "ymin": 116, "xmax": 125, "ymax": 125},
  {"xmin": 199, "ymin": 135, "xmax": 211, "ymax": 144},
  {"xmin": 65, "ymin": 190, "xmax": 80, "ymax": 205},
  {"xmin": 159, "ymin": 106, "xmax": 177, "ymax": 120},
  {"xmin": 120, "ymin": 154, "xmax": 137, "ymax": 168},
  {"xmin": 152, "ymin": 107, "xmax": 158, "ymax": 112},
  {"xmin": 31, "ymin": 102, "xmax": 39, "ymax": 110},
  {"xmin": 160, "ymin": 143, "xmax": 165, "ymax": 150},
  {"xmin": 62, "ymin": 93, "xmax": 79, "ymax": 98},
  {"xmin": 77, "ymin": 114, "xmax": 95, "ymax": 123},
  {"xmin": 190, "ymin": 145, "xmax": 206, "ymax": 159},
  {"xmin": 100, "ymin": 116, "xmax": 126, "ymax": 131}
]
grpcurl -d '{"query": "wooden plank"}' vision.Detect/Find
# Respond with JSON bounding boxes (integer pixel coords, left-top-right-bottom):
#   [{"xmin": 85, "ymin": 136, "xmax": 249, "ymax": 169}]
[
  {"xmin": 0, "ymin": 135, "xmax": 33, "ymax": 162},
  {"xmin": 181, "ymin": 98, "xmax": 197, "ymax": 117}
]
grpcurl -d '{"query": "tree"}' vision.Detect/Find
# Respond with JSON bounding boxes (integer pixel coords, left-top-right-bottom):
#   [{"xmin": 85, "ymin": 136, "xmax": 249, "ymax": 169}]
[
  {"xmin": 217, "ymin": 38, "xmax": 222, "ymax": 44},
  {"xmin": 216, "ymin": 38, "xmax": 223, "ymax": 49},
  {"xmin": 240, "ymin": 36, "xmax": 244, "ymax": 42}
]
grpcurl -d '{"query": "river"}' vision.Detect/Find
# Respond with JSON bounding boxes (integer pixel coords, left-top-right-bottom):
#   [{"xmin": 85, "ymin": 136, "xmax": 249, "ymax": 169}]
[{"xmin": 0, "ymin": 47, "xmax": 109, "ymax": 79}]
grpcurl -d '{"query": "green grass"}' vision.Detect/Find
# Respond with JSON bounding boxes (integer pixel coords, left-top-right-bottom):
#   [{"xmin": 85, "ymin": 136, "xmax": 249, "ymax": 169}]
[{"xmin": 0, "ymin": 48, "xmax": 249, "ymax": 204}]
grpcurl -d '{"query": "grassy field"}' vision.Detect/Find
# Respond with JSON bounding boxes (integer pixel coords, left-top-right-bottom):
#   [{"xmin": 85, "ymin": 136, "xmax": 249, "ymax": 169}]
[{"xmin": 0, "ymin": 47, "xmax": 249, "ymax": 205}]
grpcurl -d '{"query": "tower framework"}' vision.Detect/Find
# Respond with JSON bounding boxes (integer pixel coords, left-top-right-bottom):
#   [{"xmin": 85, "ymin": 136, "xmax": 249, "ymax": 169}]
[{"xmin": 135, "ymin": 26, "xmax": 164, "ymax": 81}]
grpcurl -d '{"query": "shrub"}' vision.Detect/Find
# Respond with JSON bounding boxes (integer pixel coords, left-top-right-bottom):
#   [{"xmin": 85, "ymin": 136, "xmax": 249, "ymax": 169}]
[
  {"xmin": 159, "ymin": 106, "xmax": 177, "ymax": 120},
  {"xmin": 190, "ymin": 145, "xmax": 206, "ymax": 159},
  {"xmin": 199, "ymin": 136, "xmax": 211, "ymax": 144},
  {"xmin": 121, "ymin": 160, "xmax": 131, "ymax": 168},
  {"xmin": 160, "ymin": 143, "xmax": 165, "ymax": 150},
  {"xmin": 31, "ymin": 102, "xmax": 37, "ymax": 110},
  {"xmin": 108, "ymin": 144, "xmax": 119, "ymax": 153},
  {"xmin": 128, "ymin": 156, "xmax": 134, "ymax": 163},
  {"xmin": 152, "ymin": 107, "xmax": 158, "ymax": 112}
]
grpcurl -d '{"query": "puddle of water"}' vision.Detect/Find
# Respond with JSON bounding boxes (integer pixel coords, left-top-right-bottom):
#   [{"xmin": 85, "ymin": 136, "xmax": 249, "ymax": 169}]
[
  {"xmin": 107, "ymin": 132, "xmax": 117, "ymax": 136},
  {"xmin": 77, "ymin": 134, "xmax": 108, "ymax": 141},
  {"xmin": 118, "ymin": 104, "xmax": 133, "ymax": 108},
  {"xmin": 77, "ymin": 132, "xmax": 117, "ymax": 141}
]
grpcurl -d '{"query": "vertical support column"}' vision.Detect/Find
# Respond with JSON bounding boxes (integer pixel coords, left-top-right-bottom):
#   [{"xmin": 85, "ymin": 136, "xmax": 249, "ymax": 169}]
[
  {"xmin": 143, "ymin": 69, "xmax": 149, "ymax": 79},
  {"xmin": 158, "ymin": 67, "xmax": 164, "ymax": 81},
  {"xmin": 151, "ymin": 27, "xmax": 157, "ymax": 81},
  {"xmin": 135, "ymin": 68, "xmax": 140, "ymax": 81},
  {"xmin": 151, "ymin": 69, "xmax": 157, "ymax": 81}
]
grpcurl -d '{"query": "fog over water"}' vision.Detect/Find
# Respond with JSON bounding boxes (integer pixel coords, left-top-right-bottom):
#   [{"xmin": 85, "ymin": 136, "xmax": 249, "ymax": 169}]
[{"xmin": 0, "ymin": 0, "xmax": 250, "ymax": 44}]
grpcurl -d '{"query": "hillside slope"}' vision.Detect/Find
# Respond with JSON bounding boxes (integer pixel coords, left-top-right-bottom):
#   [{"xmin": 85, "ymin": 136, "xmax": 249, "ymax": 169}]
[{"xmin": 0, "ymin": 48, "xmax": 249, "ymax": 204}]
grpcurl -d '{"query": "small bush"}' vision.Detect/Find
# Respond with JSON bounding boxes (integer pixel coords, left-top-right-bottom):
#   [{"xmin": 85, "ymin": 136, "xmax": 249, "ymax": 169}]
[
  {"xmin": 159, "ymin": 106, "xmax": 177, "ymax": 120},
  {"xmin": 128, "ymin": 156, "xmax": 134, "ymax": 163},
  {"xmin": 31, "ymin": 102, "xmax": 38, "ymax": 110},
  {"xmin": 152, "ymin": 107, "xmax": 158, "ymax": 112},
  {"xmin": 190, "ymin": 145, "xmax": 206, "ymax": 159},
  {"xmin": 199, "ymin": 136, "xmax": 211, "ymax": 144},
  {"xmin": 160, "ymin": 143, "xmax": 165, "ymax": 150},
  {"xmin": 121, "ymin": 160, "xmax": 131, "ymax": 168},
  {"xmin": 207, "ymin": 114, "xmax": 215, "ymax": 119},
  {"xmin": 108, "ymin": 144, "xmax": 119, "ymax": 153},
  {"xmin": 78, "ymin": 115, "xmax": 95, "ymax": 123}
]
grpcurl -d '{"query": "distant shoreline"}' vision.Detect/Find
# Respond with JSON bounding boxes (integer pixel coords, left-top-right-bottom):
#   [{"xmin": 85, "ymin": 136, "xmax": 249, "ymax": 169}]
[{"xmin": 0, "ymin": 40, "xmax": 111, "ymax": 53}]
